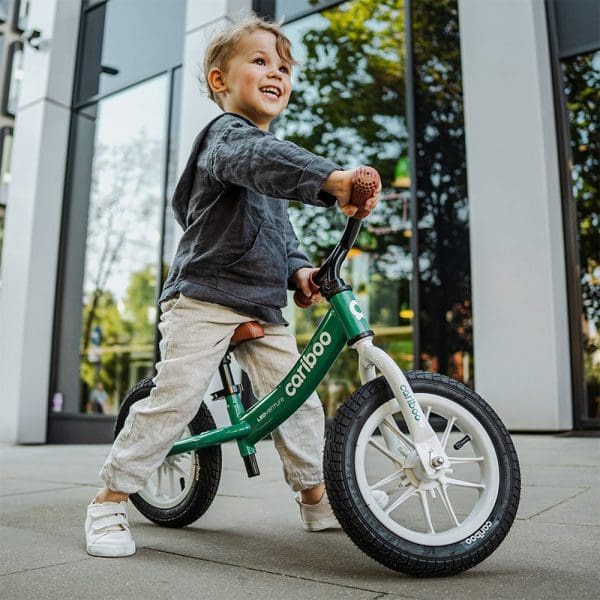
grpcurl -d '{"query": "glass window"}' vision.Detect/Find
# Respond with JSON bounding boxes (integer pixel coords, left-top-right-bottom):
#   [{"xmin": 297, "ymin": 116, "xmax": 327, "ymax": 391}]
[
  {"xmin": 412, "ymin": 0, "xmax": 472, "ymax": 385},
  {"xmin": 161, "ymin": 67, "xmax": 182, "ymax": 285},
  {"xmin": 76, "ymin": 75, "xmax": 169, "ymax": 415},
  {"xmin": 0, "ymin": 126, "xmax": 10, "ymax": 279},
  {"xmin": 16, "ymin": 0, "xmax": 29, "ymax": 31},
  {"xmin": 4, "ymin": 42, "xmax": 24, "ymax": 117},
  {"xmin": 76, "ymin": 0, "xmax": 185, "ymax": 103},
  {"xmin": 0, "ymin": 202, "xmax": 4, "ymax": 277},
  {"xmin": 562, "ymin": 50, "xmax": 600, "ymax": 420},
  {"xmin": 279, "ymin": 0, "xmax": 411, "ymax": 417},
  {"xmin": 276, "ymin": 0, "xmax": 343, "ymax": 21},
  {"xmin": 0, "ymin": 0, "xmax": 8, "ymax": 22},
  {"xmin": 0, "ymin": 126, "xmax": 12, "ymax": 204}
]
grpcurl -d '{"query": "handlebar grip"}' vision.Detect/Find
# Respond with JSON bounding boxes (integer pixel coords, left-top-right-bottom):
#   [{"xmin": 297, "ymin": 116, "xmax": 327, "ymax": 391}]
[
  {"xmin": 293, "ymin": 272, "xmax": 319, "ymax": 308},
  {"xmin": 351, "ymin": 166, "xmax": 381, "ymax": 219}
]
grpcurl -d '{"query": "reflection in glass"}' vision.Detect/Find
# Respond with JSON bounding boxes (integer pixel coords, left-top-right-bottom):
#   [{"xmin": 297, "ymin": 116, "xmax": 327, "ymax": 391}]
[
  {"xmin": 0, "ymin": 0, "xmax": 7, "ymax": 22},
  {"xmin": 161, "ymin": 67, "xmax": 182, "ymax": 287},
  {"xmin": 6, "ymin": 42, "xmax": 24, "ymax": 116},
  {"xmin": 0, "ymin": 203, "xmax": 4, "ymax": 272},
  {"xmin": 412, "ymin": 0, "xmax": 472, "ymax": 385},
  {"xmin": 0, "ymin": 126, "xmax": 12, "ymax": 204},
  {"xmin": 79, "ymin": 75, "xmax": 168, "ymax": 414},
  {"xmin": 77, "ymin": 0, "xmax": 185, "ymax": 103},
  {"xmin": 17, "ymin": 0, "xmax": 29, "ymax": 31},
  {"xmin": 0, "ymin": 126, "xmax": 11, "ymax": 288},
  {"xmin": 280, "ymin": 0, "xmax": 411, "ymax": 416},
  {"xmin": 562, "ymin": 51, "xmax": 600, "ymax": 419},
  {"xmin": 276, "ymin": 0, "xmax": 344, "ymax": 21}
]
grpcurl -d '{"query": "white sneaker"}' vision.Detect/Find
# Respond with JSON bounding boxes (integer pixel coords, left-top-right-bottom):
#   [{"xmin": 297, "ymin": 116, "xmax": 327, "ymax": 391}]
[
  {"xmin": 296, "ymin": 491, "xmax": 341, "ymax": 532},
  {"xmin": 85, "ymin": 501, "xmax": 136, "ymax": 557}
]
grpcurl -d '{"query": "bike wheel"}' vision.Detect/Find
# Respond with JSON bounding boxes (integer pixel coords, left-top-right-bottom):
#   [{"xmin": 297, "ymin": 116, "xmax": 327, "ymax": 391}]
[
  {"xmin": 115, "ymin": 378, "xmax": 222, "ymax": 528},
  {"xmin": 324, "ymin": 371, "xmax": 520, "ymax": 577}
]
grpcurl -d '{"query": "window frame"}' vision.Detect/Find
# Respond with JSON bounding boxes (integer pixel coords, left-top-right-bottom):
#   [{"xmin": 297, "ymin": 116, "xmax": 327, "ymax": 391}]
[{"xmin": 546, "ymin": 0, "xmax": 600, "ymax": 430}]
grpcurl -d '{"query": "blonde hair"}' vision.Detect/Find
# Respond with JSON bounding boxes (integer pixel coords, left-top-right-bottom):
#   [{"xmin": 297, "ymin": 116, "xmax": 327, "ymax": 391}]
[{"xmin": 203, "ymin": 14, "xmax": 297, "ymax": 108}]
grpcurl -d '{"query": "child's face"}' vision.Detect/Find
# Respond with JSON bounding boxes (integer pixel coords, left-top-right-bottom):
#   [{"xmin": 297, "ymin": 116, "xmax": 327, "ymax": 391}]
[{"xmin": 214, "ymin": 30, "xmax": 292, "ymax": 130}]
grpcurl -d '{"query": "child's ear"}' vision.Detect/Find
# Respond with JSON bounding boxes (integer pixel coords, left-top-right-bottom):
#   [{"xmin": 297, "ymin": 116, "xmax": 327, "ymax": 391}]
[{"xmin": 208, "ymin": 67, "xmax": 227, "ymax": 95}]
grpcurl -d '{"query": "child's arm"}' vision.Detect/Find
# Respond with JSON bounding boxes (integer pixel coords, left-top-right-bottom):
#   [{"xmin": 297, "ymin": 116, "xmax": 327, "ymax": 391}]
[
  {"xmin": 205, "ymin": 116, "xmax": 340, "ymax": 208},
  {"xmin": 207, "ymin": 116, "xmax": 380, "ymax": 217},
  {"xmin": 321, "ymin": 169, "xmax": 380, "ymax": 218}
]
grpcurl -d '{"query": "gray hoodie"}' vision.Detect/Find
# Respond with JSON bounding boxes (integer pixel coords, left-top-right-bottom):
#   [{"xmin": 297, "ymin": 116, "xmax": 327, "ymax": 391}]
[{"xmin": 159, "ymin": 113, "xmax": 340, "ymax": 324}]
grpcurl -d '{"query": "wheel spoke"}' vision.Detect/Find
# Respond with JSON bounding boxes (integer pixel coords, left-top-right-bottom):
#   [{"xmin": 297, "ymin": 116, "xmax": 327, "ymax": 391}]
[
  {"xmin": 385, "ymin": 485, "xmax": 419, "ymax": 514},
  {"xmin": 418, "ymin": 490, "xmax": 435, "ymax": 534},
  {"xmin": 170, "ymin": 463, "xmax": 188, "ymax": 478},
  {"xmin": 380, "ymin": 416, "xmax": 414, "ymax": 453},
  {"xmin": 444, "ymin": 476, "xmax": 485, "ymax": 491},
  {"xmin": 424, "ymin": 405, "xmax": 432, "ymax": 421},
  {"xmin": 157, "ymin": 465, "xmax": 164, "ymax": 494},
  {"xmin": 440, "ymin": 416, "xmax": 457, "ymax": 449},
  {"xmin": 368, "ymin": 438, "xmax": 404, "ymax": 467},
  {"xmin": 438, "ymin": 484, "xmax": 460, "ymax": 527},
  {"xmin": 169, "ymin": 467, "xmax": 176, "ymax": 496},
  {"xmin": 447, "ymin": 455, "xmax": 484, "ymax": 464},
  {"xmin": 370, "ymin": 469, "xmax": 405, "ymax": 491}
]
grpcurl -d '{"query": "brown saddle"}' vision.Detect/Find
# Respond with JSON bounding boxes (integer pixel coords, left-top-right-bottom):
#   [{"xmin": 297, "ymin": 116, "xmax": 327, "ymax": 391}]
[{"xmin": 228, "ymin": 321, "xmax": 265, "ymax": 350}]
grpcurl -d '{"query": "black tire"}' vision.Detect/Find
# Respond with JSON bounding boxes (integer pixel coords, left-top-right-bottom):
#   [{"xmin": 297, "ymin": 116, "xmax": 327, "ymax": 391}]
[
  {"xmin": 115, "ymin": 378, "xmax": 222, "ymax": 528},
  {"xmin": 324, "ymin": 371, "xmax": 520, "ymax": 577}
]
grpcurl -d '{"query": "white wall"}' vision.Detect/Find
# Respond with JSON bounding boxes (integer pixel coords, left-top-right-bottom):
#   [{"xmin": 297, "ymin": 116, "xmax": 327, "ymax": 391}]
[
  {"xmin": 458, "ymin": 0, "xmax": 572, "ymax": 429},
  {"xmin": 0, "ymin": 0, "xmax": 80, "ymax": 443}
]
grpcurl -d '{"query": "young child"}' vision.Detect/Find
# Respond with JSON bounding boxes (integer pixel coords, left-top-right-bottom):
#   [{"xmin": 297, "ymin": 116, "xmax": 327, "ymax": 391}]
[{"xmin": 85, "ymin": 14, "xmax": 379, "ymax": 557}]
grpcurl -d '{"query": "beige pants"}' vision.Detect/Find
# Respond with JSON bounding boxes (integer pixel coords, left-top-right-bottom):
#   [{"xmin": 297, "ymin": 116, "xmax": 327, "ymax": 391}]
[{"xmin": 100, "ymin": 294, "xmax": 325, "ymax": 494}]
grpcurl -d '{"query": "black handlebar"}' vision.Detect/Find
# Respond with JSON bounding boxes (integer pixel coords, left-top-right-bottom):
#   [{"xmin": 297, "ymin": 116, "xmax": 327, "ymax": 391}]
[{"xmin": 313, "ymin": 216, "xmax": 362, "ymax": 296}]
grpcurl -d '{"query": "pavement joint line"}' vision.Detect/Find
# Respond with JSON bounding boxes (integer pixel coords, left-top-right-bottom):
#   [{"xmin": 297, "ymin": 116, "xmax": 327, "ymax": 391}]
[
  {"xmin": 143, "ymin": 546, "xmax": 418, "ymax": 598},
  {"xmin": 525, "ymin": 486, "xmax": 592, "ymax": 520},
  {"xmin": 2, "ymin": 477, "xmax": 100, "ymax": 487},
  {"xmin": 0, "ymin": 557, "xmax": 94, "ymax": 579},
  {"xmin": 0, "ymin": 485, "xmax": 85, "ymax": 498}
]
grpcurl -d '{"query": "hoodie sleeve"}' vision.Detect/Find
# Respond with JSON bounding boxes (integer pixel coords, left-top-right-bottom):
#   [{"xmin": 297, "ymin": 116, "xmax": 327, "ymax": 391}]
[{"xmin": 206, "ymin": 114, "xmax": 340, "ymax": 208}]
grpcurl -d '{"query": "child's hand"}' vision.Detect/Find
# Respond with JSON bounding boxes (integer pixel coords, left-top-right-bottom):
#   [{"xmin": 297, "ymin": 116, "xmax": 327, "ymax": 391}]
[
  {"xmin": 292, "ymin": 267, "xmax": 321, "ymax": 307},
  {"xmin": 322, "ymin": 168, "xmax": 381, "ymax": 217}
]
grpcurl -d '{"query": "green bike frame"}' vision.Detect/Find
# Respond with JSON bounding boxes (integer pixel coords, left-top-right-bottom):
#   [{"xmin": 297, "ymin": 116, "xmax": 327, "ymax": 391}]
[
  {"xmin": 167, "ymin": 288, "xmax": 450, "ymax": 479},
  {"xmin": 168, "ymin": 290, "xmax": 367, "ymax": 454}
]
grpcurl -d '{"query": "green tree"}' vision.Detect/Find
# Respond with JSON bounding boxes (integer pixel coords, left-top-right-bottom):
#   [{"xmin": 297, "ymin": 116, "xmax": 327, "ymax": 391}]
[
  {"xmin": 123, "ymin": 265, "xmax": 158, "ymax": 346},
  {"xmin": 411, "ymin": 0, "xmax": 472, "ymax": 381},
  {"xmin": 563, "ymin": 51, "xmax": 600, "ymax": 409},
  {"xmin": 276, "ymin": 0, "xmax": 409, "ymax": 265},
  {"xmin": 80, "ymin": 290, "xmax": 127, "ymax": 398},
  {"xmin": 278, "ymin": 0, "xmax": 473, "ymax": 385}
]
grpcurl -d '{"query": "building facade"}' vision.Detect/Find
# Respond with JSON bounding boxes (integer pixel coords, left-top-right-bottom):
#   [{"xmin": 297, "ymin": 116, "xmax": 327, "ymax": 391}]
[{"xmin": 0, "ymin": 0, "xmax": 598, "ymax": 444}]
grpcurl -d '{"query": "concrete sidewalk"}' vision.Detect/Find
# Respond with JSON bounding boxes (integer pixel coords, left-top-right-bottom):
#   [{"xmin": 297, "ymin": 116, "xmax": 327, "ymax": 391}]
[{"xmin": 1, "ymin": 434, "xmax": 599, "ymax": 599}]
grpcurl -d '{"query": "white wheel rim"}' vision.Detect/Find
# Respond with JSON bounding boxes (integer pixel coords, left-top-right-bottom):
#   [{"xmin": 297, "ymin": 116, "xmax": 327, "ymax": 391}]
[
  {"xmin": 355, "ymin": 393, "xmax": 500, "ymax": 546},
  {"xmin": 138, "ymin": 426, "xmax": 197, "ymax": 509}
]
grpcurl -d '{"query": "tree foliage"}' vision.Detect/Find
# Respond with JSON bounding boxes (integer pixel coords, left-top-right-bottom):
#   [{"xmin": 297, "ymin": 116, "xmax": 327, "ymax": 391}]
[
  {"xmin": 279, "ymin": 0, "xmax": 473, "ymax": 385},
  {"xmin": 411, "ymin": 0, "xmax": 471, "ymax": 380},
  {"xmin": 563, "ymin": 52, "xmax": 600, "ymax": 333},
  {"xmin": 563, "ymin": 51, "xmax": 600, "ymax": 399},
  {"xmin": 276, "ymin": 0, "xmax": 409, "ymax": 267}
]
